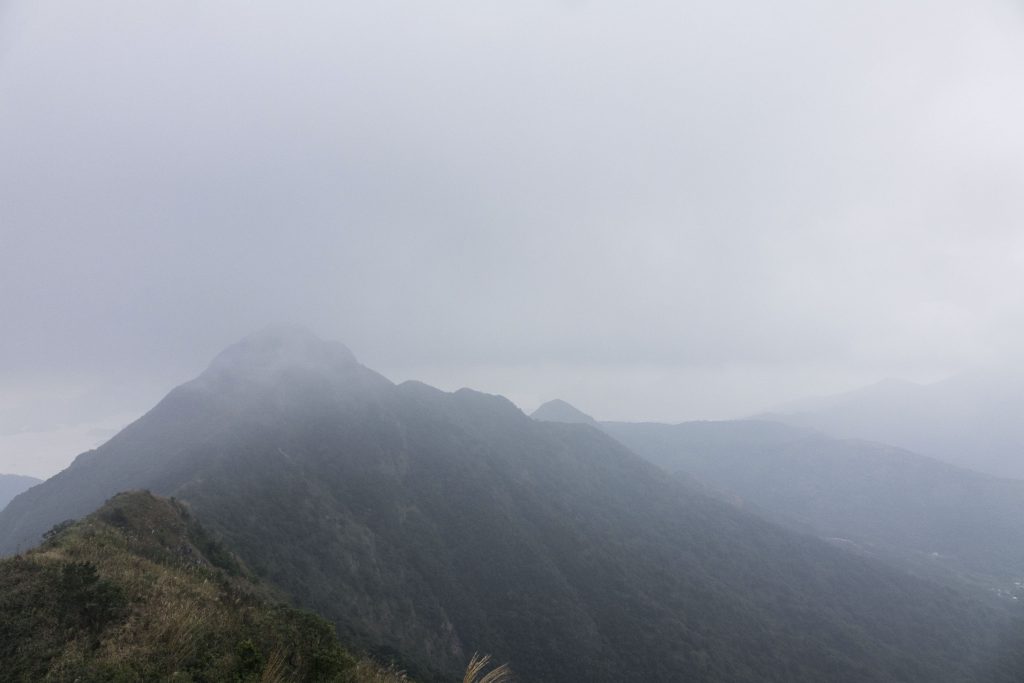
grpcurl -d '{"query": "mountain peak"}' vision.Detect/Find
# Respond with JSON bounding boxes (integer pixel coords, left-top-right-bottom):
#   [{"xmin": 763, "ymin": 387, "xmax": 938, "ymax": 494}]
[
  {"xmin": 200, "ymin": 326, "xmax": 361, "ymax": 384},
  {"xmin": 531, "ymin": 399, "xmax": 597, "ymax": 425}
]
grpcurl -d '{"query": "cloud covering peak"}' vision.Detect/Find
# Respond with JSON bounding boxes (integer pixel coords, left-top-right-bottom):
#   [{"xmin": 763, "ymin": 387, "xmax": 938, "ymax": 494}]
[{"xmin": 2, "ymin": 0, "xmax": 1024, "ymax": 475}]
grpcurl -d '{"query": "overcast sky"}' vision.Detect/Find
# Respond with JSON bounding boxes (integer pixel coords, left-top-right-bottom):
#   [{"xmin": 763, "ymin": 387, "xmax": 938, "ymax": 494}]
[{"xmin": 2, "ymin": 1, "xmax": 1024, "ymax": 478}]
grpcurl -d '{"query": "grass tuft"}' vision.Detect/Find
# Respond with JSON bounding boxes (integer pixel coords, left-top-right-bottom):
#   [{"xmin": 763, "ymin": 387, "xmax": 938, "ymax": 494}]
[{"xmin": 463, "ymin": 653, "xmax": 513, "ymax": 683}]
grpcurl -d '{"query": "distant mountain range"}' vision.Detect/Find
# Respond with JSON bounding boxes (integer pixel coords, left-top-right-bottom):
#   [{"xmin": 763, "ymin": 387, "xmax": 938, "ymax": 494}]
[
  {"xmin": 533, "ymin": 400, "xmax": 1024, "ymax": 594},
  {"xmin": 2, "ymin": 329, "xmax": 1023, "ymax": 681},
  {"xmin": 0, "ymin": 474, "xmax": 40, "ymax": 512},
  {"xmin": 757, "ymin": 371, "xmax": 1024, "ymax": 480}
]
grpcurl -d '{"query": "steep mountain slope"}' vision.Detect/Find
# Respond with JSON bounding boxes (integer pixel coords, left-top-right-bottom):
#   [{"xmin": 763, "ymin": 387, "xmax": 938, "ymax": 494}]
[
  {"xmin": 0, "ymin": 490, "xmax": 400, "ymax": 682},
  {"xmin": 759, "ymin": 371, "xmax": 1024, "ymax": 479},
  {"xmin": 0, "ymin": 474, "xmax": 40, "ymax": 512},
  {"xmin": 1, "ymin": 329, "xmax": 1021, "ymax": 682}
]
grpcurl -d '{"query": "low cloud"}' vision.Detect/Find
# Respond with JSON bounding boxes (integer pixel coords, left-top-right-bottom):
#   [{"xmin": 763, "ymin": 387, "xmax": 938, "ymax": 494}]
[{"xmin": 3, "ymin": 0, "xmax": 1023, "ymax": 474}]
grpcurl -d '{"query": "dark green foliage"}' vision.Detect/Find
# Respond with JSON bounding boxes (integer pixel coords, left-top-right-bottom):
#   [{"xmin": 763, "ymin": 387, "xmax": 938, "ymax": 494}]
[
  {"xmin": 235, "ymin": 638, "xmax": 264, "ymax": 679},
  {"xmin": 58, "ymin": 560, "xmax": 126, "ymax": 631}
]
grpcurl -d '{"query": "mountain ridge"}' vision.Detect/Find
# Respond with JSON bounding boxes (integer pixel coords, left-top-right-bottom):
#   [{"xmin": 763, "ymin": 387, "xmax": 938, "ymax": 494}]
[
  {"xmin": 2, "ymin": 333, "xmax": 1021, "ymax": 681},
  {"xmin": 0, "ymin": 489, "xmax": 408, "ymax": 682}
]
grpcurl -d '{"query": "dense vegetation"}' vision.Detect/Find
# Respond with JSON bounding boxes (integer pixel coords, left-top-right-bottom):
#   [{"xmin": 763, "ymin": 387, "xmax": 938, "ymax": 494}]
[
  {"xmin": 598, "ymin": 417, "xmax": 1024, "ymax": 592},
  {"xmin": 0, "ymin": 490, "xmax": 408, "ymax": 682},
  {"xmin": 3, "ymin": 329, "xmax": 1023, "ymax": 681}
]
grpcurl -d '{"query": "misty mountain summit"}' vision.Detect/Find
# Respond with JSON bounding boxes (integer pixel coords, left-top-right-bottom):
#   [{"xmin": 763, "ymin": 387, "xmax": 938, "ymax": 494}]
[
  {"xmin": 204, "ymin": 325, "xmax": 358, "ymax": 378},
  {"xmin": 530, "ymin": 399, "xmax": 598, "ymax": 425},
  {"xmin": 196, "ymin": 325, "xmax": 390, "ymax": 397},
  {"xmin": 2, "ymin": 330, "xmax": 1022, "ymax": 681}
]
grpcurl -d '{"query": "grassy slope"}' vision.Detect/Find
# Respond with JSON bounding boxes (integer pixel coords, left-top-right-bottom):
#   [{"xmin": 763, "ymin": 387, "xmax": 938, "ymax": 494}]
[{"xmin": 0, "ymin": 490, "xmax": 409, "ymax": 683}]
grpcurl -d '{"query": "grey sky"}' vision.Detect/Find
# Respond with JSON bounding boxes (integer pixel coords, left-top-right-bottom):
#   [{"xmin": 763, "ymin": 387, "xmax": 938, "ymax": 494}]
[{"xmin": 2, "ymin": 1, "xmax": 1024, "ymax": 477}]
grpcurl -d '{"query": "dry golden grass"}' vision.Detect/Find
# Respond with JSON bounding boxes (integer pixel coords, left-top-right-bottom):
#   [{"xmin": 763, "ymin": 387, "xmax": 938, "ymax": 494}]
[
  {"xmin": 463, "ymin": 653, "xmax": 513, "ymax": 683},
  {"xmin": 2, "ymin": 491, "xmax": 415, "ymax": 683}
]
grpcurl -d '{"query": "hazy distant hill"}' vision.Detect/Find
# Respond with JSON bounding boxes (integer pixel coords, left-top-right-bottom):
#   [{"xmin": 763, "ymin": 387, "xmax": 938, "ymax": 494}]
[
  {"xmin": 759, "ymin": 372, "xmax": 1024, "ymax": 479},
  {"xmin": 533, "ymin": 400, "xmax": 1024, "ymax": 594},
  {"xmin": 530, "ymin": 398, "xmax": 599, "ymax": 425},
  {"xmin": 0, "ymin": 474, "xmax": 40, "ymax": 512},
  {"xmin": 1, "ymin": 329, "xmax": 1020, "ymax": 682},
  {"xmin": 606, "ymin": 419, "xmax": 1024, "ymax": 592},
  {"xmin": 0, "ymin": 490, "xmax": 400, "ymax": 682}
]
